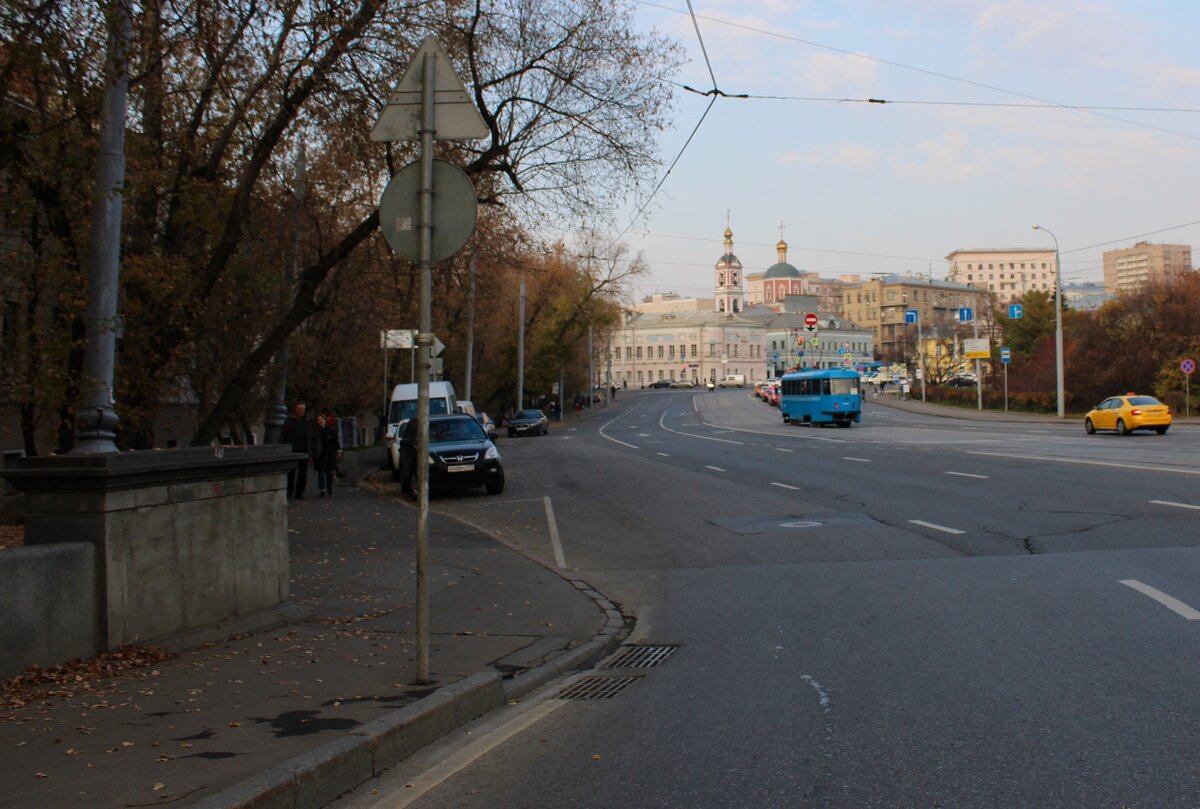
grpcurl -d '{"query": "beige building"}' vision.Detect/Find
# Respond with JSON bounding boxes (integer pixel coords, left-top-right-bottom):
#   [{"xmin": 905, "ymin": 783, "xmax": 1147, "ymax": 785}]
[
  {"xmin": 945, "ymin": 248, "xmax": 1058, "ymax": 303},
  {"xmin": 1102, "ymin": 242, "xmax": 1193, "ymax": 295},
  {"xmin": 842, "ymin": 275, "xmax": 988, "ymax": 365},
  {"xmin": 633, "ymin": 292, "xmax": 713, "ymax": 314},
  {"xmin": 609, "ymin": 310, "xmax": 766, "ymax": 387}
]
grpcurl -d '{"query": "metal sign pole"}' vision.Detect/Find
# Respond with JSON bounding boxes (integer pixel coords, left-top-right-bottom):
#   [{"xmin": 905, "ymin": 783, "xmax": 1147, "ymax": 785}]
[{"xmin": 415, "ymin": 50, "xmax": 435, "ymax": 685}]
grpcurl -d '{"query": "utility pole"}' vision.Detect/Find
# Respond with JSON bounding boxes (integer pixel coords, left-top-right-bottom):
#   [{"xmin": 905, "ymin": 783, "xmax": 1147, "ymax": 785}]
[
  {"xmin": 465, "ymin": 246, "xmax": 476, "ymax": 401},
  {"xmin": 517, "ymin": 269, "xmax": 525, "ymax": 412},
  {"xmin": 264, "ymin": 146, "xmax": 306, "ymax": 445},
  {"xmin": 73, "ymin": 0, "xmax": 132, "ymax": 454}
]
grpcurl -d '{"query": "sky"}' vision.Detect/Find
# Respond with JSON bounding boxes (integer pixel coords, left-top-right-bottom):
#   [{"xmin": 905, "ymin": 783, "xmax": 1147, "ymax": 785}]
[{"xmin": 582, "ymin": 0, "xmax": 1200, "ymax": 303}]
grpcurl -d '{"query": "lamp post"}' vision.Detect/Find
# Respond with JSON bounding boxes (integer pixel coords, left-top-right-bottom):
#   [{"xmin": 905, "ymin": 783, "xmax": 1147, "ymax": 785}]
[{"xmin": 1032, "ymin": 225, "xmax": 1065, "ymax": 418}]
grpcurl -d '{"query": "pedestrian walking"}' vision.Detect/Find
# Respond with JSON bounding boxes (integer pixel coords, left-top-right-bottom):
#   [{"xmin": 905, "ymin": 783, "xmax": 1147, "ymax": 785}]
[
  {"xmin": 282, "ymin": 400, "xmax": 320, "ymax": 499},
  {"xmin": 315, "ymin": 414, "xmax": 341, "ymax": 496}
]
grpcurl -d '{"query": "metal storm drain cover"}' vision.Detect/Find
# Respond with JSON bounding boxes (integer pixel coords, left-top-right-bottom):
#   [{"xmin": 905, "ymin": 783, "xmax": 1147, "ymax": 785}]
[
  {"xmin": 557, "ymin": 675, "xmax": 643, "ymax": 701},
  {"xmin": 605, "ymin": 644, "xmax": 679, "ymax": 669}
]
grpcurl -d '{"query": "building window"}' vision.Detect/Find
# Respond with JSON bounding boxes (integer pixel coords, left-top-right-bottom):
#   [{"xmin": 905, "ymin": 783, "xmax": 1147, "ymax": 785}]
[
  {"xmin": 636, "ymin": 346, "xmax": 642, "ymax": 359},
  {"xmin": 690, "ymin": 344, "xmax": 697, "ymax": 357},
  {"xmin": 657, "ymin": 345, "xmax": 663, "ymax": 359}
]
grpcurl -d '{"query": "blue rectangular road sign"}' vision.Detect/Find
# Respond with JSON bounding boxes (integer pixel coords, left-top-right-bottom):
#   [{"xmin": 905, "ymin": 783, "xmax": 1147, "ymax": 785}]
[
  {"xmin": 905, "ymin": 309, "xmax": 918, "ymax": 324},
  {"xmin": 1000, "ymin": 347, "xmax": 1011, "ymax": 363},
  {"xmin": 959, "ymin": 307, "xmax": 974, "ymax": 322},
  {"xmin": 1009, "ymin": 304, "xmax": 1023, "ymax": 319}
]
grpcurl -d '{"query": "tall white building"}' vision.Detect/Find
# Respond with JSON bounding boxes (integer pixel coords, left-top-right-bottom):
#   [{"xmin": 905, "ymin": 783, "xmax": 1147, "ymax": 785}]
[{"xmin": 945, "ymin": 248, "xmax": 1058, "ymax": 303}]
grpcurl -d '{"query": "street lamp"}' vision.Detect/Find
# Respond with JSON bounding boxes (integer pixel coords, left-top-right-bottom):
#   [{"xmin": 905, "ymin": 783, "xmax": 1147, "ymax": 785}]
[{"xmin": 1032, "ymin": 224, "xmax": 1065, "ymax": 418}]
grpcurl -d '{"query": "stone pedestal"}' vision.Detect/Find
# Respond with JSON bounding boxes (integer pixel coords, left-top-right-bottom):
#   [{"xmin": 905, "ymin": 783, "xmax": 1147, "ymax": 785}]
[{"xmin": 2, "ymin": 446, "xmax": 301, "ymax": 649}]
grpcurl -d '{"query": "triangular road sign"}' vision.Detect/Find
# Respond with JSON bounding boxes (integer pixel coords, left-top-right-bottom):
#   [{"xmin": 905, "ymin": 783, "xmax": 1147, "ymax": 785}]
[{"xmin": 371, "ymin": 37, "xmax": 488, "ymax": 142}]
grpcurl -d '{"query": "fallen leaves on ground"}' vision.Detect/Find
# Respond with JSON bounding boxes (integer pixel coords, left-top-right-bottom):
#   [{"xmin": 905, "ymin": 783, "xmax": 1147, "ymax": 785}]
[
  {"xmin": 0, "ymin": 524, "xmax": 23, "ymax": 550},
  {"xmin": 1, "ymin": 644, "xmax": 171, "ymax": 714}
]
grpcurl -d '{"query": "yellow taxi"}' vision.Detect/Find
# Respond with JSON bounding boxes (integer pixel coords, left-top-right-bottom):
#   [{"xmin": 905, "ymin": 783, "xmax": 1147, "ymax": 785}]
[{"xmin": 1084, "ymin": 393, "xmax": 1172, "ymax": 435}]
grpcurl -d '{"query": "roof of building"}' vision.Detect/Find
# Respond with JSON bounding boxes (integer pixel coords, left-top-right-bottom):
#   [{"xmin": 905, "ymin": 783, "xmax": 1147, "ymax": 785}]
[
  {"xmin": 717, "ymin": 253, "xmax": 741, "ymax": 265},
  {"xmin": 945, "ymin": 248, "xmax": 1055, "ymax": 258},
  {"xmin": 622, "ymin": 309, "xmax": 762, "ymax": 329},
  {"xmin": 869, "ymin": 274, "xmax": 981, "ymax": 292},
  {"xmin": 763, "ymin": 262, "xmax": 801, "ymax": 279}
]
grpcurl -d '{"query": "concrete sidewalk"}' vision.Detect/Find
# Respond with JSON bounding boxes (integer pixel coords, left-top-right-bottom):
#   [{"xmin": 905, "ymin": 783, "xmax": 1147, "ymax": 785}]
[
  {"xmin": 869, "ymin": 390, "xmax": 1200, "ymax": 426},
  {"xmin": 1, "ymin": 480, "xmax": 624, "ymax": 809}
]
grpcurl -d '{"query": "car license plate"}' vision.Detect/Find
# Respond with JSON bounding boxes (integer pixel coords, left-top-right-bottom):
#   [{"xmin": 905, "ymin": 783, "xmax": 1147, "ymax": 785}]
[{"xmin": 447, "ymin": 464, "xmax": 474, "ymax": 473}]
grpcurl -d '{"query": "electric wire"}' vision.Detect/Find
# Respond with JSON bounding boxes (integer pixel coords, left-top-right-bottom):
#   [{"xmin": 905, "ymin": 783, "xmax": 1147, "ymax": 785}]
[{"xmin": 638, "ymin": 0, "xmax": 1200, "ymax": 142}]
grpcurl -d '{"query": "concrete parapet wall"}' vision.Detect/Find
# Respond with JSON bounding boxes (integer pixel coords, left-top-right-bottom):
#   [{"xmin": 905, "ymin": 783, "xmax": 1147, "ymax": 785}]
[
  {"xmin": 0, "ymin": 542, "xmax": 97, "ymax": 678},
  {"xmin": 2, "ymin": 446, "xmax": 301, "ymax": 655}
]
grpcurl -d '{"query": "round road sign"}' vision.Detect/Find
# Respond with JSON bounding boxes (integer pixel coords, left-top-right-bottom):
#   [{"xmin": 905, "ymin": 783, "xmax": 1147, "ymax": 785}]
[
  {"xmin": 1183, "ymin": 358, "xmax": 1196, "ymax": 375},
  {"xmin": 804, "ymin": 312, "xmax": 819, "ymax": 328},
  {"xmin": 379, "ymin": 159, "xmax": 477, "ymax": 261}
]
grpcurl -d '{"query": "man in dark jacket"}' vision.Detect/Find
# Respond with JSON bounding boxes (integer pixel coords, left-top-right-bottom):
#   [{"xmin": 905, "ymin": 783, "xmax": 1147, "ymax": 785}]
[{"xmin": 281, "ymin": 400, "xmax": 320, "ymax": 499}]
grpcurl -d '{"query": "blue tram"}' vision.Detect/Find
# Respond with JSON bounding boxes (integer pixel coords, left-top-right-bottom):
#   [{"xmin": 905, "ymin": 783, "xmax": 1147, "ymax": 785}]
[{"xmin": 779, "ymin": 368, "xmax": 862, "ymax": 427}]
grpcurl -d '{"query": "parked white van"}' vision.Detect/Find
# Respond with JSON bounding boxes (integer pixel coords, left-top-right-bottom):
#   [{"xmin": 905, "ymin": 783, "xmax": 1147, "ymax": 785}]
[
  {"xmin": 717, "ymin": 374, "xmax": 746, "ymax": 388},
  {"xmin": 386, "ymin": 381, "xmax": 457, "ymax": 479}
]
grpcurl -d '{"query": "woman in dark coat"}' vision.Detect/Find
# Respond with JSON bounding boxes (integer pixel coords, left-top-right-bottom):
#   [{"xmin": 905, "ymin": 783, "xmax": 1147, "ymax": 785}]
[{"xmin": 315, "ymin": 414, "xmax": 341, "ymax": 496}]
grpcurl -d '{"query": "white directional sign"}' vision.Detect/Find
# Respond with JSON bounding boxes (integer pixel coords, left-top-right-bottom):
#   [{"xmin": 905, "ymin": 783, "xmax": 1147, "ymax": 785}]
[
  {"xmin": 371, "ymin": 37, "xmax": 488, "ymax": 142},
  {"xmin": 432, "ymin": 334, "xmax": 445, "ymax": 357},
  {"xmin": 380, "ymin": 329, "xmax": 415, "ymax": 349}
]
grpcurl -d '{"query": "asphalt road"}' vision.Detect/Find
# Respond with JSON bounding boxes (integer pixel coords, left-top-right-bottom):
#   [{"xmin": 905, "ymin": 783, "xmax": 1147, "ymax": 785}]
[{"xmin": 334, "ymin": 389, "xmax": 1200, "ymax": 809}]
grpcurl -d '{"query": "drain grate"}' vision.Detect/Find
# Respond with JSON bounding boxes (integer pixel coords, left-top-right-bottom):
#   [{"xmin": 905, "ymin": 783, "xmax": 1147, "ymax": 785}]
[
  {"xmin": 605, "ymin": 644, "xmax": 679, "ymax": 669},
  {"xmin": 557, "ymin": 675, "xmax": 643, "ymax": 701}
]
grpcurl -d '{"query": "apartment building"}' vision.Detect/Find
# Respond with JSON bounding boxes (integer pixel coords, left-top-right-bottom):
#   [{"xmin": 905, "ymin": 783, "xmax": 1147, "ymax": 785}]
[
  {"xmin": 945, "ymin": 248, "xmax": 1058, "ymax": 303},
  {"xmin": 842, "ymin": 275, "xmax": 987, "ymax": 365},
  {"xmin": 1102, "ymin": 242, "xmax": 1193, "ymax": 295}
]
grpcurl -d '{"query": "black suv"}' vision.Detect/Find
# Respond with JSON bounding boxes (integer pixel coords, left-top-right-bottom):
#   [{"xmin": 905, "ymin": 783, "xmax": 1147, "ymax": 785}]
[{"xmin": 397, "ymin": 414, "xmax": 505, "ymax": 497}]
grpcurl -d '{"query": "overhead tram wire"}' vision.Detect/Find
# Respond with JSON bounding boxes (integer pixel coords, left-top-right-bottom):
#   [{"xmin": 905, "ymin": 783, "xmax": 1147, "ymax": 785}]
[
  {"xmin": 636, "ymin": 0, "xmax": 1200, "ymax": 143},
  {"xmin": 606, "ymin": 0, "xmax": 742, "ymax": 252}
]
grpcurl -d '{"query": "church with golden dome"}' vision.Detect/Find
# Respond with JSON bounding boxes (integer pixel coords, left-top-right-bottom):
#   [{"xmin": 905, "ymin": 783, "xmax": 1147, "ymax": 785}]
[{"xmin": 745, "ymin": 225, "xmax": 812, "ymax": 311}]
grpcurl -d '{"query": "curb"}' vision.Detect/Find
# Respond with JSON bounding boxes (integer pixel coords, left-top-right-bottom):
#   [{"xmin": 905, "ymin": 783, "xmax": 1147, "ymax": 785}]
[
  {"xmin": 189, "ymin": 607, "xmax": 627, "ymax": 809},
  {"xmin": 190, "ymin": 488, "xmax": 630, "ymax": 809}
]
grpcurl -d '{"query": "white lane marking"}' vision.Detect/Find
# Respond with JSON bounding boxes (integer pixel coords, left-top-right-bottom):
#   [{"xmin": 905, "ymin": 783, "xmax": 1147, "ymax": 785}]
[
  {"xmin": 774, "ymin": 447, "xmax": 794, "ymax": 453},
  {"xmin": 656, "ymin": 452, "xmax": 670, "ymax": 457},
  {"xmin": 946, "ymin": 471, "xmax": 989, "ymax": 479},
  {"xmin": 543, "ymin": 496, "xmax": 567, "ymax": 569},
  {"xmin": 599, "ymin": 417, "xmax": 639, "ymax": 449},
  {"xmin": 364, "ymin": 690, "xmax": 571, "ymax": 808},
  {"xmin": 771, "ymin": 482, "xmax": 801, "ymax": 490},
  {"xmin": 842, "ymin": 457, "xmax": 871, "ymax": 463},
  {"xmin": 1151, "ymin": 500, "xmax": 1200, "ymax": 511},
  {"xmin": 661, "ymin": 409, "xmax": 745, "ymax": 445},
  {"xmin": 967, "ymin": 451, "xmax": 1200, "ymax": 477},
  {"xmin": 909, "ymin": 519, "xmax": 966, "ymax": 535},
  {"xmin": 1120, "ymin": 580, "xmax": 1200, "ymax": 620},
  {"xmin": 963, "ymin": 427, "xmax": 980, "ymax": 430},
  {"xmin": 705, "ymin": 465, "xmax": 726, "ymax": 472}
]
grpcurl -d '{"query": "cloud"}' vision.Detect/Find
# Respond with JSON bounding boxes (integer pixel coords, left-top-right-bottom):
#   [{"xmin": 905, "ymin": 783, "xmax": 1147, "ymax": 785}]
[
  {"xmin": 833, "ymin": 143, "xmax": 881, "ymax": 168},
  {"xmin": 894, "ymin": 130, "xmax": 981, "ymax": 184},
  {"xmin": 801, "ymin": 51, "xmax": 879, "ymax": 94},
  {"xmin": 777, "ymin": 144, "xmax": 879, "ymax": 168}
]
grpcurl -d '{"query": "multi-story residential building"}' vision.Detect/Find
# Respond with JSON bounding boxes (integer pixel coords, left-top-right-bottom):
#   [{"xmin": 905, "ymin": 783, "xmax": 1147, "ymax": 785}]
[
  {"xmin": 842, "ymin": 275, "xmax": 987, "ymax": 365},
  {"xmin": 945, "ymin": 248, "xmax": 1058, "ymax": 303},
  {"xmin": 1102, "ymin": 242, "xmax": 1193, "ymax": 295}
]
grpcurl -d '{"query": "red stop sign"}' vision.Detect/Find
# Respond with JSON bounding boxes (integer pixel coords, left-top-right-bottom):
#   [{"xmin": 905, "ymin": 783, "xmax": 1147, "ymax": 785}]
[{"xmin": 804, "ymin": 312, "xmax": 818, "ymax": 327}]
